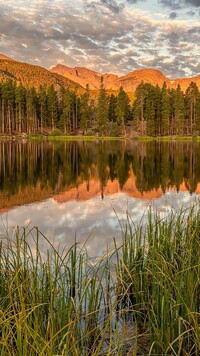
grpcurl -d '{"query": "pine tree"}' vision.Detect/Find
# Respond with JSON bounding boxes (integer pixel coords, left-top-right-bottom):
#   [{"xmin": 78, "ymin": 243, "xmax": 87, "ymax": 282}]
[
  {"xmin": 173, "ymin": 84, "xmax": 185, "ymax": 135},
  {"xmin": 26, "ymin": 87, "xmax": 37, "ymax": 133},
  {"xmin": 97, "ymin": 78, "xmax": 108, "ymax": 136},
  {"xmin": 70, "ymin": 90, "xmax": 79, "ymax": 133},
  {"xmin": 185, "ymin": 81, "xmax": 199, "ymax": 135},
  {"xmin": 145, "ymin": 84, "xmax": 156, "ymax": 136},
  {"xmin": 1, "ymin": 81, "xmax": 15, "ymax": 133},
  {"xmin": 38, "ymin": 85, "xmax": 47, "ymax": 132},
  {"xmin": 154, "ymin": 85, "xmax": 162, "ymax": 136},
  {"xmin": 80, "ymin": 84, "xmax": 90, "ymax": 134},
  {"xmin": 133, "ymin": 82, "xmax": 147, "ymax": 135},
  {"xmin": 160, "ymin": 82, "xmax": 170, "ymax": 136},
  {"xmin": 0, "ymin": 83, "xmax": 5, "ymax": 133},
  {"xmin": 59, "ymin": 87, "xmax": 72, "ymax": 134},
  {"xmin": 108, "ymin": 94, "xmax": 117, "ymax": 123},
  {"xmin": 194, "ymin": 95, "xmax": 200, "ymax": 134},
  {"xmin": 115, "ymin": 86, "xmax": 130, "ymax": 135},
  {"xmin": 47, "ymin": 85, "xmax": 58, "ymax": 131},
  {"xmin": 15, "ymin": 84, "xmax": 26, "ymax": 133}
]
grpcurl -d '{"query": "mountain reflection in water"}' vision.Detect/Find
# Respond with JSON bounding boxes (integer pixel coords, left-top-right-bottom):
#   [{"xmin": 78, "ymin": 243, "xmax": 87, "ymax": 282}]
[{"xmin": 0, "ymin": 140, "xmax": 199, "ymax": 254}]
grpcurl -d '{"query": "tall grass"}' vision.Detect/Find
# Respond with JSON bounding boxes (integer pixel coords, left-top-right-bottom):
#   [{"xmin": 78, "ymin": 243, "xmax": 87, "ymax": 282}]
[
  {"xmin": 0, "ymin": 207, "xmax": 199, "ymax": 355},
  {"xmin": 118, "ymin": 208, "xmax": 200, "ymax": 355}
]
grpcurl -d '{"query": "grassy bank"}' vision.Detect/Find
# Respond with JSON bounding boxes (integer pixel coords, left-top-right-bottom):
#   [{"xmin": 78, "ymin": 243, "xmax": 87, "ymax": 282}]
[
  {"xmin": 0, "ymin": 208, "xmax": 200, "ymax": 355},
  {"xmin": 137, "ymin": 135, "xmax": 199, "ymax": 142},
  {"xmin": 29, "ymin": 134, "xmax": 125, "ymax": 141},
  {"xmin": 28, "ymin": 134, "xmax": 200, "ymax": 142},
  {"xmin": 2, "ymin": 133, "xmax": 200, "ymax": 142}
]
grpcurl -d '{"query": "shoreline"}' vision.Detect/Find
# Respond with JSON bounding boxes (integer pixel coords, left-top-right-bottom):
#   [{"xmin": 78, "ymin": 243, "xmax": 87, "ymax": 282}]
[{"xmin": 1, "ymin": 133, "xmax": 200, "ymax": 142}]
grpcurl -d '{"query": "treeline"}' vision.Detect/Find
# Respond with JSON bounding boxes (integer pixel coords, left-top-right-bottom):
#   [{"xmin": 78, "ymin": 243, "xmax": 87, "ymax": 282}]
[
  {"xmin": 1, "ymin": 79, "xmax": 200, "ymax": 136},
  {"xmin": 0, "ymin": 81, "xmax": 82, "ymax": 134},
  {"xmin": 133, "ymin": 81, "xmax": 200, "ymax": 136},
  {"xmin": 0, "ymin": 80, "xmax": 131, "ymax": 135}
]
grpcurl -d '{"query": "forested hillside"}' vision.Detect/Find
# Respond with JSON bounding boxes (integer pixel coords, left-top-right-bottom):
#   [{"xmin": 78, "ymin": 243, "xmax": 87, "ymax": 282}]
[
  {"xmin": 0, "ymin": 59, "xmax": 82, "ymax": 91},
  {"xmin": 0, "ymin": 79, "xmax": 200, "ymax": 136}
]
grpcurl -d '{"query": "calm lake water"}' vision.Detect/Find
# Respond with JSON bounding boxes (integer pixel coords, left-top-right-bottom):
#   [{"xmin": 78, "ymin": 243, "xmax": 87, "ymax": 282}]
[{"xmin": 0, "ymin": 139, "xmax": 199, "ymax": 255}]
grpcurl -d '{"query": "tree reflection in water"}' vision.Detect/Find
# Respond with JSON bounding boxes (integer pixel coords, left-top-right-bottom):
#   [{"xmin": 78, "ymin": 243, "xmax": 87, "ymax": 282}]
[
  {"xmin": 0, "ymin": 140, "xmax": 200, "ymax": 254},
  {"xmin": 0, "ymin": 140, "xmax": 200, "ymax": 210}
]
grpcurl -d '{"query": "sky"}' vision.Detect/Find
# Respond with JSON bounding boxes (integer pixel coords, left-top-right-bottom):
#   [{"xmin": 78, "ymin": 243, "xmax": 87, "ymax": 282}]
[{"xmin": 0, "ymin": 0, "xmax": 200, "ymax": 78}]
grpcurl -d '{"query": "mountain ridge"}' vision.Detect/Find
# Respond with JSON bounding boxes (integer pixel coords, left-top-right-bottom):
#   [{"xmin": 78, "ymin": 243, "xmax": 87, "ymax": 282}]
[
  {"xmin": 1, "ymin": 53, "xmax": 200, "ymax": 92},
  {"xmin": 51, "ymin": 64, "xmax": 200, "ymax": 92}
]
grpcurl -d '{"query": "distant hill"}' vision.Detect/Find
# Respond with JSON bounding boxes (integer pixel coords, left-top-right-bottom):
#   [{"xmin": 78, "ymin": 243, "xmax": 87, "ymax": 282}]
[
  {"xmin": 51, "ymin": 64, "xmax": 200, "ymax": 92},
  {"xmin": 0, "ymin": 54, "xmax": 14, "ymax": 61},
  {"xmin": 0, "ymin": 56, "xmax": 83, "ymax": 91},
  {"xmin": 118, "ymin": 68, "xmax": 171, "ymax": 91},
  {"xmin": 172, "ymin": 75, "xmax": 200, "ymax": 92}
]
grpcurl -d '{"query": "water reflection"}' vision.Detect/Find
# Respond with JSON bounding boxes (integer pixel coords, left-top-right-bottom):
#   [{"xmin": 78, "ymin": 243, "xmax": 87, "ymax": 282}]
[{"xmin": 0, "ymin": 140, "xmax": 200, "ymax": 254}]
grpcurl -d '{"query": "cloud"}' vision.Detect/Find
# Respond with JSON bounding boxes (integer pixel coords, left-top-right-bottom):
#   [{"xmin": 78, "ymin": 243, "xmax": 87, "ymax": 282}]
[
  {"xmin": 127, "ymin": 0, "xmax": 200, "ymax": 10},
  {"xmin": 158, "ymin": 1, "xmax": 182, "ymax": 10},
  {"xmin": 186, "ymin": 9, "xmax": 196, "ymax": 15},
  {"xmin": 184, "ymin": 0, "xmax": 200, "ymax": 6},
  {"xmin": 127, "ymin": 0, "xmax": 146, "ymax": 3},
  {"xmin": 0, "ymin": 0, "xmax": 200, "ymax": 78},
  {"xmin": 100, "ymin": 0, "xmax": 124, "ymax": 13},
  {"xmin": 159, "ymin": 0, "xmax": 200, "ymax": 9},
  {"xmin": 1, "ymin": 188, "xmax": 197, "ymax": 258},
  {"xmin": 169, "ymin": 11, "xmax": 177, "ymax": 19},
  {"xmin": 85, "ymin": 0, "xmax": 124, "ymax": 13}
]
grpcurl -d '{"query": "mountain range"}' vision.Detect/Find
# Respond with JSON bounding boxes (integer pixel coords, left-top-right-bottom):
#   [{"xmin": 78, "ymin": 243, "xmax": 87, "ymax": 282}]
[
  {"xmin": 51, "ymin": 64, "xmax": 200, "ymax": 92},
  {"xmin": 1, "ymin": 54, "xmax": 200, "ymax": 92}
]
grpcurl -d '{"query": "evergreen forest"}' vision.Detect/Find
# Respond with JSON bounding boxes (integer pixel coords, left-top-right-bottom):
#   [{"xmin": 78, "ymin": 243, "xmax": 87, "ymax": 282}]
[{"xmin": 1, "ymin": 79, "xmax": 200, "ymax": 136}]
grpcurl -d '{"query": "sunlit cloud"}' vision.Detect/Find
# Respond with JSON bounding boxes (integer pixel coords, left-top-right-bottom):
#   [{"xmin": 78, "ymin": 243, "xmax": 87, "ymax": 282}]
[{"xmin": 0, "ymin": 0, "xmax": 200, "ymax": 78}]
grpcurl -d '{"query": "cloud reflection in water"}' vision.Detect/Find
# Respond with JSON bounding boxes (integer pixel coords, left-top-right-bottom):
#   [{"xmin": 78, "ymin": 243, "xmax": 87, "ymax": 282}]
[{"xmin": 0, "ymin": 190, "xmax": 198, "ymax": 257}]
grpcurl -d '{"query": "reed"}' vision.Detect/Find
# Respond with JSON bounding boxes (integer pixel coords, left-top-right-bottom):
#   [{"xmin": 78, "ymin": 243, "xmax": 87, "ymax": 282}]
[{"xmin": 0, "ymin": 207, "xmax": 199, "ymax": 355}]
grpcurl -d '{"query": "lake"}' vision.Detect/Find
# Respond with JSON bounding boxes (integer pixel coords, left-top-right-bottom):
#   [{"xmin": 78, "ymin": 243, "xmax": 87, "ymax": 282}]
[{"xmin": 0, "ymin": 139, "xmax": 199, "ymax": 255}]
